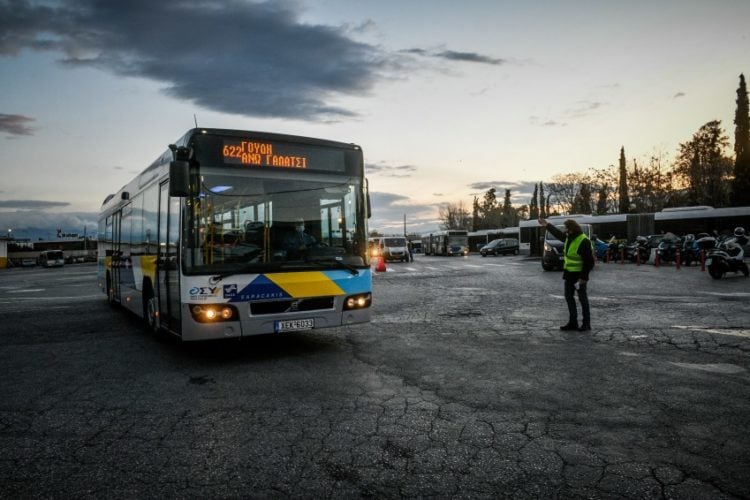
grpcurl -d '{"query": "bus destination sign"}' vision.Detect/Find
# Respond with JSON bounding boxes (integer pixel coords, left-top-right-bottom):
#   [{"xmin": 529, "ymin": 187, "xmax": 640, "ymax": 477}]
[{"xmin": 223, "ymin": 140, "xmax": 308, "ymax": 169}]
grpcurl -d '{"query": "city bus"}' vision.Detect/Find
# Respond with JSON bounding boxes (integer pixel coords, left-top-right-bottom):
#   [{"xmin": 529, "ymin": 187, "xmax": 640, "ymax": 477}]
[
  {"xmin": 38, "ymin": 249, "xmax": 65, "ymax": 267},
  {"xmin": 421, "ymin": 230, "xmax": 469, "ymax": 256},
  {"xmin": 518, "ymin": 205, "xmax": 750, "ymax": 257},
  {"xmin": 98, "ymin": 128, "xmax": 372, "ymax": 341}
]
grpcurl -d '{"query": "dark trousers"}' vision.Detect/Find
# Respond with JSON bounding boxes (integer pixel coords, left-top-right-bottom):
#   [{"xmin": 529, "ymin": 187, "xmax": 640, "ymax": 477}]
[{"xmin": 564, "ymin": 279, "xmax": 590, "ymax": 326}]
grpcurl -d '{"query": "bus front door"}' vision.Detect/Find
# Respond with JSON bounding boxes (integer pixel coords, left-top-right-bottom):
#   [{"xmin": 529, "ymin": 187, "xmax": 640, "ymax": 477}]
[{"xmin": 158, "ymin": 183, "xmax": 181, "ymax": 334}]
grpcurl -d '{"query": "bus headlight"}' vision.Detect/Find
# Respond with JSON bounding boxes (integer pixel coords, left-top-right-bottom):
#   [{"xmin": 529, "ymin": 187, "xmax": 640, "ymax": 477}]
[
  {"xmin": 190, "ymin": 304, "xmax": 238, "ymax": 323},
  {"xmin": 343, "ymin": 293, "xmax": 372, "ymax": 310}
]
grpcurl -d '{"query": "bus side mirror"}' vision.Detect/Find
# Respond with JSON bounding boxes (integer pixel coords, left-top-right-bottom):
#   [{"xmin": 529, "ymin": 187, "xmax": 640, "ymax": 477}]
[{"xmin": 169, "ymin": 160, "xmax": 190, "ymax": 197}]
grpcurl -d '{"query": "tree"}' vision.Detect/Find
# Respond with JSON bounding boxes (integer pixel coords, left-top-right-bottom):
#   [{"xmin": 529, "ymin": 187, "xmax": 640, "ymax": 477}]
[
  {"xmin": 439, "ymin": 201, "xmax": 471, "ymax": 230},
  {"xmin": 471, "ymin": 196, "xmax": 481, "ymax": 231},
  {"xmin": 529, "ymin": 184, "xmax": 539, "ymax": 219},
  {"xmin": 572, "ymin": 182, "xmax": 592, "ymax": 214},
  {"xmin": 538, "ymin": 182, "xmax": 546, "ymax": 218},
  {"xmin": 547, "ymin": 173, "xmax": 592, "ymax": 214},
  {"xmin": 732, "ymin": 73, "xmax": 750, "ymax": 205},
  {"xmin": 501, "ymin": 189, "xmax": 517, "ymax": 227},
  {"xmin": 618, "ymin": 147, "xmax": 630, "ymax": 213},
  {"xmin": 673, "ymin": 120, "xmax": 733, "ymax": 207},
  {"xmin": 596, "ymin": 183, "xmax": 609, "ymax": 214}
]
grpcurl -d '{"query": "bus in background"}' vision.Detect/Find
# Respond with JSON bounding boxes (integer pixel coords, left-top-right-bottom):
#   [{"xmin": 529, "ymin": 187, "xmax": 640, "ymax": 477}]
[
  {"xmin": 98, "ymin": 128, "xmax": 372, "ymax": 341},
  {"xmin": 421, "ymin": 230, "xmax": 469, "ymax": 256},
  {"xmin": 39, "ymin": 250, "xmax": 65, "ymax": 267}
]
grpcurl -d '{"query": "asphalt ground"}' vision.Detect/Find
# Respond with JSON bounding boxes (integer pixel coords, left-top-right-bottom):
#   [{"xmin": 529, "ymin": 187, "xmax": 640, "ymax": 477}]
[{"xmin": 0, "ymin": 256, "xmax": 749, "ymax": 499}]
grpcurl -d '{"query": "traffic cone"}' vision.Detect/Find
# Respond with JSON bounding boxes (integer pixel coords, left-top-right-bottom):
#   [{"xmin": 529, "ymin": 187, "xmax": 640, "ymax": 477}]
[{"xmin": 375, "ymin": 256, "xmax": 387, "ymax": 272}]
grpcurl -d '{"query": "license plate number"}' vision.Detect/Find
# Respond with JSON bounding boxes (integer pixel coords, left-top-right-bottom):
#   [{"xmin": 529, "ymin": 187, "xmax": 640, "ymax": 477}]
[
  {"xmin": 274, "ymin": 318, "xmax": 314, "ymax": 333},
  {"xmin": 705, "ymin": 258, "xmax": 712, "ymax": 265}
]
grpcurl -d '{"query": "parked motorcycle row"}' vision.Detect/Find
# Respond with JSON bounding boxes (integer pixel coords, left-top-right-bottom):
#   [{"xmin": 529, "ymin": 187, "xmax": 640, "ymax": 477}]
[{"xmin": 592, "ymin": 227, "xmax": 749, "ymax": 280}]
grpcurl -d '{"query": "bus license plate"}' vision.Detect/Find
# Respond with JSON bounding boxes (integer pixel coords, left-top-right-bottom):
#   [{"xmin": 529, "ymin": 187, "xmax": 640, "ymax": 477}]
[{"xmin": 275, "ymin": 318, "xmax": 314, "ymax": 333}]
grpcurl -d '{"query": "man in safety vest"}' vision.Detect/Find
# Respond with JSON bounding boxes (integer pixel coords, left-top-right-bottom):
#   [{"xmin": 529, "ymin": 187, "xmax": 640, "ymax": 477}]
[{"xmin": 538, "ymin": 218, "xmax": 595, "ymax": 331}]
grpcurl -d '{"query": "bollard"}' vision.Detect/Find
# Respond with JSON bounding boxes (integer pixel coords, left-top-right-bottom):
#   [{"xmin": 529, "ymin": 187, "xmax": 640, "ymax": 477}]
[
  {"xmin": 701, "ymin": 249, "xmax": 706, "ymax": 272},
  {"xmin": 654, "ymin": 251, "xmax": 660, "ymax": 268},
  {"xmin": 676, "ymin": 248, "xmax": 681, "ymax": 270},
  {"xmin": 620, "ymin": 247, "xmax": 625, "ymax": 264},
  {"xmin": 636, "ymin": 249, "xmax": 641, "ymax": 266}
]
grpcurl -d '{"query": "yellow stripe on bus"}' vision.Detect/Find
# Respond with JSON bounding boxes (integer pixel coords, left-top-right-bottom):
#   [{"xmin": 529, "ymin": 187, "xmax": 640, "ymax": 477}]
[{"xmin": 267, "ymin": 271, "xmax": 345, "ymax": 298}]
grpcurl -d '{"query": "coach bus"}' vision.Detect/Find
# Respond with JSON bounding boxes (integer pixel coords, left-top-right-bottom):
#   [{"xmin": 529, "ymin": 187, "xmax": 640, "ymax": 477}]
[
  {"xmin": 98, "ymin": 128, "xmax": 372, "ymax": 341},
  {"xmin": 519, "ymin": 205, "xmax": 750, "ymax": 257},
  {"xmin": 421, "ymin": 229, "xmax": 469, "ymax": 256}
]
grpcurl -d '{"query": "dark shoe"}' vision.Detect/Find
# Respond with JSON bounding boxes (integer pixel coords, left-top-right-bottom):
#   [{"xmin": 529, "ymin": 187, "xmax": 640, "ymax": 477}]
[
  {"xmin": 560, "ymin": 323, "xmax": 578, "ymax": 331},
  {"xmin": 578, "ymin": 324, "xmax": 591, "ymax": 331}
]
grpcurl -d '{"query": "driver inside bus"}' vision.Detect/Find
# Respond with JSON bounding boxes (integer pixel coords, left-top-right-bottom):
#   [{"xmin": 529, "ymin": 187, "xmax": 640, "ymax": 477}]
[{"xmin": 283, "ymin": 217, "xmax": 317, "ymax": 259}]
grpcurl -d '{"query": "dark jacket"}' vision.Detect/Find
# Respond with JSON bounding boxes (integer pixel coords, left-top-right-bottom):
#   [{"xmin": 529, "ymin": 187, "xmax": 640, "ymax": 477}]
[{"xmin": 545, "ymin": 224, "xmax": 595, "ymax": 281}]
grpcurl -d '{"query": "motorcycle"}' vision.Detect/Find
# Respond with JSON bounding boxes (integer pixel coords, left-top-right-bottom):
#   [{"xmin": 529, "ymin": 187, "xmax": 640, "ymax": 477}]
[
  {"xmin": 625, "ymin": 236, "xmax": 650, "ymax": 263},
  {"xmin": 656, "ymin": 232, "xmax": 682, "ymax": 263},
  {"xmin": 680, "ymin": 234, "xmax": 702, "ymax": 267},
  {"xmin": 701, "ymin": 235, "xmax": 750, "ymax": 279}
]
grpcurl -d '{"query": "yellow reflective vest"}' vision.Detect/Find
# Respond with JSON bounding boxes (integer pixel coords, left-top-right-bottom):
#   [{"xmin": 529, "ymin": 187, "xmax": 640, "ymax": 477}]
[{"xmin": 563, "ymin": 233, "xmax": 588, "ymax": 272}]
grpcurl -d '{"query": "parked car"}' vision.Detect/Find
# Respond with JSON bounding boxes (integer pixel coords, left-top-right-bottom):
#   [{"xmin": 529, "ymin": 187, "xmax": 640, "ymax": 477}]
[{"xmin": 480, "ymin": 238, "xmax": 520, "ymax": 256}]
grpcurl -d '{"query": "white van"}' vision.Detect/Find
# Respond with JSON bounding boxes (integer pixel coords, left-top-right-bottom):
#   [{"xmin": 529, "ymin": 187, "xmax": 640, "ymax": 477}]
[{"xmin": 381, "ymin": 236, "xmax": 410, "ymax": 262}]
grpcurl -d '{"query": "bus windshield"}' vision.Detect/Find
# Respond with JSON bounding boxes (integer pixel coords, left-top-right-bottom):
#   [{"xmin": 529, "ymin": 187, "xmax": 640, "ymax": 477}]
[{"xmin": 183, "ymin": 166, "xmax": 366, "ymax": 274}]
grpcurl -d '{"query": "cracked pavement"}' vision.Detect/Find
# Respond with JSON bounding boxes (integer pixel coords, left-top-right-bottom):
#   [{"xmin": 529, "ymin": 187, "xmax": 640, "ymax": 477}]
[{"xmin": 1, "ymin": 258, "xmax": 749, "ymax": 498}]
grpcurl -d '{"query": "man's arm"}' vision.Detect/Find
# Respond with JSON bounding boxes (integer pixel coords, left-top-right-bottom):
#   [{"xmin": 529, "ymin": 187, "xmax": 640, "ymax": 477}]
[{"xmin": 539, "ymin": 218, "xmax": 564, "ymax": 241}]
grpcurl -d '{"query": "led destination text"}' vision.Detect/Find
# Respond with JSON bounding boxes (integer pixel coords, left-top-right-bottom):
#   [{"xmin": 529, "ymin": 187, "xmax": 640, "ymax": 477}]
[{"xmin": 223, "ymin": 141, "xmax": 307, "ymax": 169}]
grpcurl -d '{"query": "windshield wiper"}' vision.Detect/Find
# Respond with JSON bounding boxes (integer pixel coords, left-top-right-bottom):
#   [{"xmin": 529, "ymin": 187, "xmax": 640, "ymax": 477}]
[{"xmin": 304, "ymin": 257, "xmax": 360, "ymax": 275}]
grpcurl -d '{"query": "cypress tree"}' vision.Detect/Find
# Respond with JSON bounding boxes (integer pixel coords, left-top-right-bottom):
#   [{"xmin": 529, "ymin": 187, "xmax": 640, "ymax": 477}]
[
  {"xmin": 732, "ymin": 73, "xmax": 750, "ymax": 206},
  {"xmin": 539, "ymin": 182, "xmax": 546, "ymax": 217},
  {"xmin": 618, "ymin": 147, "xmax": 630, "ymax": 213},
  {"xmin": 530, "ymin": 184, "xmax": 539, "ymax": 219}
]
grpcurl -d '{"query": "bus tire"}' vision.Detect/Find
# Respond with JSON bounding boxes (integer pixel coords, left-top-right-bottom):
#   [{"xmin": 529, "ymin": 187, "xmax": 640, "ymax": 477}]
[{"xmin": 142, "ymin": 281, "xmax": 160, "ymax": 335}]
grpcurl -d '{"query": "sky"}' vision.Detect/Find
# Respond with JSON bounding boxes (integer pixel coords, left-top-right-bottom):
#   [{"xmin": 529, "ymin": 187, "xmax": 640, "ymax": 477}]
[{"xmin": 1, "ymin": 0, "xmax": 749, "ymax": 239}]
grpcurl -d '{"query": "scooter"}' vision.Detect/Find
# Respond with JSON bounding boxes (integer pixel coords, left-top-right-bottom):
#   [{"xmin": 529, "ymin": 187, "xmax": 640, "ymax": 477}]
[
  {"xmin": 625, "ymin": 236, "xmax": 650, "ymax": 263},
  {"xmin": 704, "ymin": 236, "xmax": 749, "ymax": 279},
  {"xmin": 657, "ymin": 233, "xmax": 682, "ymax": 263},
  {"xmin": 680, "ymin": 235, "xmax": 702, "ymax": 267}
]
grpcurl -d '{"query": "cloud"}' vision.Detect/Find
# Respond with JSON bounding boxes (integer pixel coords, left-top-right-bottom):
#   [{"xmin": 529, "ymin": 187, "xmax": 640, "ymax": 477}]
[
  {"xmin": 434, "ymin": 50, "xmax": 505, "ymax": 66},
  {"xmin": 401, "ymin": 47, "xmax": 504, "ymax": 66},
  {"xmin": 0, "ymin": 0, "xmax": 394, "ymax": 121},
  {"xmin": 0, "ymin": 200, "xmax": 69, "ymax": 209},
  {"xmin": 0, "ymin": 113, "xmax": 37, "ymax": 137},
  {"xmin": 366, "ymin": 162, "xmax": 418, "ymax": 178},
  {"xmin": 369, "ymin": 191, "xmax": 439, "ymax": 234},
  {"xmin": 529, "ymin": 100, "xmax": 605, "ymax": 127},
  {"xmin": 0, "ymin": 210, "xmax": 99, "ymax": 239},
  {"xmin": 564, "ymin": 100, "xmax": 605, "ymax": 119}
]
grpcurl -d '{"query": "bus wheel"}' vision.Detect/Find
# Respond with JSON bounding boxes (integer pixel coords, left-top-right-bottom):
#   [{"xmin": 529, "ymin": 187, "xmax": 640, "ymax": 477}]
[{"xmin": 143, "ymin": 284, "xmax": 160, "ymax": 334}]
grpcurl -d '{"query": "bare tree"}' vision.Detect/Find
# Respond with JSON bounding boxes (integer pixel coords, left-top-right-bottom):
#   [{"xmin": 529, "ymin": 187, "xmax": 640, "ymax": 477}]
[
  {"xmin": 547, "ymin": 172, "xmax": 593, "ymax": 214},
  {"xmin": 439, "ymin": 201, "xmax": 471, "ymax": 230}
]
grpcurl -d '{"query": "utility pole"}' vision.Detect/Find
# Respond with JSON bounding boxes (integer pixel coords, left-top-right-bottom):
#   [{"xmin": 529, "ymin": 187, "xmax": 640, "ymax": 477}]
[{"xmin": 403, "ymin": 214, "xmax": 407, "ymax": 236}]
